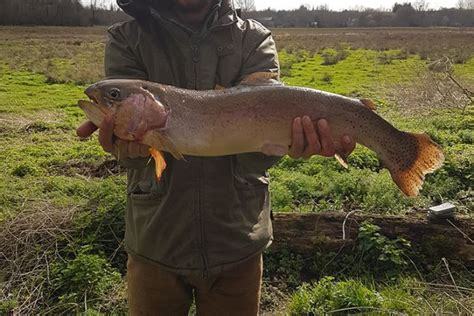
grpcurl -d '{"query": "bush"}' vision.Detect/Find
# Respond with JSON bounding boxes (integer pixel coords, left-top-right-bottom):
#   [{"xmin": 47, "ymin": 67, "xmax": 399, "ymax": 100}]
[{"xmin": 321, "ymin": 48, "xmax": 349, "ymax": 65}]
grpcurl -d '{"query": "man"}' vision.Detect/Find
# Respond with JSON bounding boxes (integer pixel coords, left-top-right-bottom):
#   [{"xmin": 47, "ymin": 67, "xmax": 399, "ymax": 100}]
[{"xmin": 77, "ymin": 0, "xmax": 355, "ymax": 314}]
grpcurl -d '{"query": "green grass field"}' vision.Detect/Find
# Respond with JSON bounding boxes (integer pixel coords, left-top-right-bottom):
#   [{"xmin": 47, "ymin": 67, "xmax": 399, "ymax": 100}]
[{"xmin": 0, "ymin": 26, "xmax": 473, "ymax": 314}]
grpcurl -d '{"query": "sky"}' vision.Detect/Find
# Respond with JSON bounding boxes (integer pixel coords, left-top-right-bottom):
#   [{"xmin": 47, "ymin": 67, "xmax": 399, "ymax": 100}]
[{"xmin": 83, "ymin": 0, "xmax": 460, "ymax": 11}]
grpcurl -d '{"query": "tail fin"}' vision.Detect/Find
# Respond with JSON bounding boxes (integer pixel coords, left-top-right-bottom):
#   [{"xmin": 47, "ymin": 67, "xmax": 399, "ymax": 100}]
[{"xmin": 388, "ymin": 133, "xmax": 444, "ymax": 197}]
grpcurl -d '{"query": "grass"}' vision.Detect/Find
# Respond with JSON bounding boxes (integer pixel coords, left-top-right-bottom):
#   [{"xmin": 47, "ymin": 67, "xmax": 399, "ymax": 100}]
[
  {"xmin": 287, "ymin": 276, "xmax": 474, "ymax": 315},
  {"xmin": 0, "ymin": 26, "xmax": 473, "ymax": 314}
]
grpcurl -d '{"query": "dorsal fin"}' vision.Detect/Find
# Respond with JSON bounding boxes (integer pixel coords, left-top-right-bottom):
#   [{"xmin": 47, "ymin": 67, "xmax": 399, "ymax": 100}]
[
  {"xmin": 240, "ymin": 72, "xmax": 280, "ymax": 86},
  {"xmin": 360, "ymin": 99, "xmax": 377, "ymax": 111}
]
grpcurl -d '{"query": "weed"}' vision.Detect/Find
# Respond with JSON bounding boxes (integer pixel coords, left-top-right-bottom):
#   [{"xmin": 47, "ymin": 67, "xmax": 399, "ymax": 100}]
[
  {"xmin": 356, "ymin": 221, "xmax": 411, "ymax": 276},
  {"xmin": 48, "ymin": 248, "xmax": 123, "ymax": 313},
  {"xmin": 264, "ymin": 249, "xmax": 305, "ymax": 289},
  {"xmin": 287, "ymin": 277, "xmax": 383, "ymax": 315}
]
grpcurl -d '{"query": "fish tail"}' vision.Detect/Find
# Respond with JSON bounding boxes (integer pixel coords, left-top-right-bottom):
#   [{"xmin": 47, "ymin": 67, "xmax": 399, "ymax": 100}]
[{"xmin": 387, "ymin": 132, "xmax": 444, "ymax": 197}]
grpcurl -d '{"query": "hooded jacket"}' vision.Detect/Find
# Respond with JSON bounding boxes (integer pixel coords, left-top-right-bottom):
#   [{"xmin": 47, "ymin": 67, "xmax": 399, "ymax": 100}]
[{"xmin": 109, "ymin": 0, "xmax": 280, "ymax": 276}]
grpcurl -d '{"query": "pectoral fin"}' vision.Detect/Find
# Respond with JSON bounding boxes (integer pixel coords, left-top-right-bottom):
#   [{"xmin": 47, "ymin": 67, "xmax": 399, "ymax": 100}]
[
  {"xmin": 149, "ymin": 148, "xmax": 167, "ymax": 181},
  {"xmin": 143, "ymin": 130, "xmax": 184, "ymax": 160}
]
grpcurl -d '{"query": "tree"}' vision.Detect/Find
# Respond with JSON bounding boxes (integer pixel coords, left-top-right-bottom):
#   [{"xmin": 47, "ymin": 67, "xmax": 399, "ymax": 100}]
[
  {"xmin": 234, "ymin": 0, "xmax": 256, "ymax": 12},
  {"xmin": 414, "ymin": 0, "xmax": 430, "ymax": 11},
  {"xmin": 457, "ymin": 0, "xmax": 474, "ymax": 9}
]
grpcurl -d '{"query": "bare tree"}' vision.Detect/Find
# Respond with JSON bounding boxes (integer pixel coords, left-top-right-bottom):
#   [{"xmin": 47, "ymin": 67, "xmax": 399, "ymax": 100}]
[
  {"xmin": 234, "ymin": 0, "xmax": 256, "ymax": 12},
  {"xmin": 414, "ymin": 0, "xmax": 430, "ymax": 11},
  {"xmin": 457, "ymin": 0, "xmax": 474, "ymax": 9}
]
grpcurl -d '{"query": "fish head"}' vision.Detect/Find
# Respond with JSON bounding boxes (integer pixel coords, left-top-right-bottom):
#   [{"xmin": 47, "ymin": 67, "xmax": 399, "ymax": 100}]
[
  {"xmin": 84, "ymin": 79, "xmax": 150, "ymax": 113},
  {"xmin": 80, "ymin": 79, "xmax": 168, "ymax": 141}
]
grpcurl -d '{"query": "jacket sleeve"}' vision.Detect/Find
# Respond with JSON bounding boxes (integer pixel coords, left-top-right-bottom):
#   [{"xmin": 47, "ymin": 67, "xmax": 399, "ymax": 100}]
[
  {"xmin": 105, "ymin": 21, "xmax": 150, "ymax": 169},
  {"xmin": 235, "ymin": 20, "xmax": 282, "ymax": 176},
  {"xmin": 105, "ymin": 22, "xmax": 148, "ymax": 80}
]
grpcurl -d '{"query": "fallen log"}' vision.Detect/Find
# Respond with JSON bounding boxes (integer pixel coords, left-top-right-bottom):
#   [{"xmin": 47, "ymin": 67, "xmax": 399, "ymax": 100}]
[{"xmin": 271, "ymin": 211, "xmax": 474, "ymax": 263}]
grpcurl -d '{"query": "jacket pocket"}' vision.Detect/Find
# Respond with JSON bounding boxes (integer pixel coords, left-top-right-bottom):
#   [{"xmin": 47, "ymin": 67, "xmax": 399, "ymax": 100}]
[{"xmin": 128, "ymin": 179, "xmax": 166, "ymax": 202}]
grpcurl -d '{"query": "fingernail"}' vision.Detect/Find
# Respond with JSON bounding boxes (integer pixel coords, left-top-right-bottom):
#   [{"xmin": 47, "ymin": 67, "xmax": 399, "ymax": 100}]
[
  {"xmin": 344, "ymin": 136, "xmax": 351, "ymax": 144},
  {"xmin": 303, "ymin": 116, "xmax": 311, "ymax": 124},
  {"xmin": 295, "ymin": 117, "xmax": 301, "ymax": 124},
  {"xmin": 318, "ymin": 119, "xmax": 327, "ymax": 128}
]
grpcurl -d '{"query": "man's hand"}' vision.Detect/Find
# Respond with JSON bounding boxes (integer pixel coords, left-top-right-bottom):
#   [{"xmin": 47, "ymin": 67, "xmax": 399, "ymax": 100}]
[
  {"xmin": 288, "ymin": 116, "xmax": 355, "ymax": 160},
  {"xmin": 76, "ymin": 117, "xmax": 150, "ymax": 159}
]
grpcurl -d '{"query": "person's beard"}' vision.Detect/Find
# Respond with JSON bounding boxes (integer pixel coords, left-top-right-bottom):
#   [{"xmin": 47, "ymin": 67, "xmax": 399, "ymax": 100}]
[{"xmin": 173, "ymin": 0, "xmax": 212, "ymax": 13}]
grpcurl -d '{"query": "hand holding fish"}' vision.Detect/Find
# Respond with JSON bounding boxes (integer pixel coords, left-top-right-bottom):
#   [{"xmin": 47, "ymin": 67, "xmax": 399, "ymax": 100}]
[
  {"xmin": 76, "ymin": 118, "xmax": 149, "ymax": 159},
  {"xmin": 288, "ymin": 116, "xmax": 355, "ymax": 160}
]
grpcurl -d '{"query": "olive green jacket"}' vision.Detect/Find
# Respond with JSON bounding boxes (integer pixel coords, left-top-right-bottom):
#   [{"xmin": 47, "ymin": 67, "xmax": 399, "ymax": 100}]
[{"xmin": 108, "ymin": 0, "xmax": 280, "ymax": 276}]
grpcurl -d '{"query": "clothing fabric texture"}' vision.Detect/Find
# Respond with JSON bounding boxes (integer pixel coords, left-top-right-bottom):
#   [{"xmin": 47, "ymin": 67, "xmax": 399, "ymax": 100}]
[
  {"xmin": 108, "ymin": 0, "xmax": 280, "ymax": 277},
  {"xmin": 127, "ymin": 253, "xmax": 263, "ymax": 315}
]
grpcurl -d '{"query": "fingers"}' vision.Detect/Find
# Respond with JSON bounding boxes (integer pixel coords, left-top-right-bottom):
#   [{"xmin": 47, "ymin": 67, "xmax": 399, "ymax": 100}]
[
  {"xmin": 115, "ymin": 139, "xmax": 150, "ymax": 159},
  {"xmin": 139, "ymin": 144, "xmax": 150, "ymax": 157},
  {"xmin": 114, "ymin": 139, "xmax": 128, "ymax": 158},
  {"xmin": 301, "ymin": 116, "xmax": 321, "ymax": 159},
  {"xmin": 288, "ymin": 117, "xmax": 304, "ymax": 159},
  {"xmin": 98, "ymin": 115, "xmax": 115, "ymax": 153},
  {"xmin": 317, "ymin": 119, "xmax": 336, "ymax": 157},
  {"xmin": 76, "ymin": 120, "xmax": 98, "ymax": 138},
  {"xmin": 288, "ymin": 117, "xmax": 355, "ymax": 159},
  {"xmin": 128, "ymin": 142, "xmax": 150, "ymax": 158}
]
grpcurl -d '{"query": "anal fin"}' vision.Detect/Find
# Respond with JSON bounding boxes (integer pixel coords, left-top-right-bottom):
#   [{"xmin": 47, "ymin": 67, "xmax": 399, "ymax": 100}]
[{"xmin": 334, "ymin": 152, "xmax": 349, "ymax": 169}]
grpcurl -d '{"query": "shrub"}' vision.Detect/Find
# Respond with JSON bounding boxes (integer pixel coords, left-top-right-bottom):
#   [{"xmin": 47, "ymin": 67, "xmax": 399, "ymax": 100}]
[{"xmin": 321, "ymin": 48, "xmax": 349, "ymax": 66}]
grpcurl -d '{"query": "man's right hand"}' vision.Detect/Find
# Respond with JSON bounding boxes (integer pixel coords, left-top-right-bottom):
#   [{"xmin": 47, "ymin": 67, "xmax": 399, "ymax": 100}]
[{"xmin": 76, "ymin": 117, "xmax": 150, "ymax": 159}]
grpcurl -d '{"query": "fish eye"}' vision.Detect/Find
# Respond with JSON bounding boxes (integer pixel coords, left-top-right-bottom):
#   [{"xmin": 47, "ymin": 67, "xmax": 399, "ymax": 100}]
[{"xmin": 108, "ymin": 88, "xmax": 121, "ymax": 99}]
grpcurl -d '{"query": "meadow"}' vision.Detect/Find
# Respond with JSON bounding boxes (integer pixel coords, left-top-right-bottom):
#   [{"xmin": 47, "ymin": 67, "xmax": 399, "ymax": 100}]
[{"xmin": 0, "ymin": 26, "xmax": 473, "ymax": 314}]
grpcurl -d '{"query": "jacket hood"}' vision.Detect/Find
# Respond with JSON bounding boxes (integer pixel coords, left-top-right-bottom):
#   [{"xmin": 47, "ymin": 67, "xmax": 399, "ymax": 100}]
[{"xmin": 117, "ymin": 0, "xmax": 233, "ymax": 21}]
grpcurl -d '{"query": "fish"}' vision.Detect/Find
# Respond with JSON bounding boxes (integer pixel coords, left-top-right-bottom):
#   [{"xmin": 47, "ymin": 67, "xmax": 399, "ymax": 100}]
[{"xmin": 78, "ymin": 74, "xmax": 444, "ymax": 197}]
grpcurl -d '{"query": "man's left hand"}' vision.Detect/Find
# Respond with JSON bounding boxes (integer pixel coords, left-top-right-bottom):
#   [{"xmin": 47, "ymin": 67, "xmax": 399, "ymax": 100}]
[{"xmin": 288, "ymin": 116, "xmax": 355, "ymax": 159}]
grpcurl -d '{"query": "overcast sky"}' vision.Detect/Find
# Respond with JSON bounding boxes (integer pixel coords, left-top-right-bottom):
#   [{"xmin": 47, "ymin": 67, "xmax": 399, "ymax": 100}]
[{"xmin": 83, "ymin": 0, "xmax": 460, "ymax": 11}]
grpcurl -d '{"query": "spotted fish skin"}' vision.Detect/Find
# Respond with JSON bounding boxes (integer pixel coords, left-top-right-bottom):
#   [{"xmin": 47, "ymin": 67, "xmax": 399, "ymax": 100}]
[{"xmin": 78, "ymin": 79, "xmax": 444, "ymax": 197}]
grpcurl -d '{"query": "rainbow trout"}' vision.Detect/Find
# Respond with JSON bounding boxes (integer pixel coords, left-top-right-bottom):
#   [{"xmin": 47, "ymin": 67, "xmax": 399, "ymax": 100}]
[{"xmin": 78, "ymin": 77, "xmax": 444, "ymax": 197}]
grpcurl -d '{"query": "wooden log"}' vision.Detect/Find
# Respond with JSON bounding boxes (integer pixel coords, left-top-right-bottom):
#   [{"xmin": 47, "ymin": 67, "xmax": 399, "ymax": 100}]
[{"xmin": 271, "ymin": 212, "xmax": 474, "ymax": 263}]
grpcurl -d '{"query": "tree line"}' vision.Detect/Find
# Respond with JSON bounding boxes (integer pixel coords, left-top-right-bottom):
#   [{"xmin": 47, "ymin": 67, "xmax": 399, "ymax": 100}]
[
  {"xmin": 245, "ymin": 2, "xmax": 474, "ymax": 28},
  {"xmin": 0, "ymin": 0, "xmax": 127, "ymax": 26},
  {"xmin": 0, "ymin": 0, "xmax": 473, "ymax": 27}
]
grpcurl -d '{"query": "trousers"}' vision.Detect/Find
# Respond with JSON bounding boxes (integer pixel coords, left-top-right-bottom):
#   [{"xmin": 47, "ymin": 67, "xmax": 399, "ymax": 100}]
[{"xmin": 127, "ymin": 254, "xmax": 263, "ymax": 315}]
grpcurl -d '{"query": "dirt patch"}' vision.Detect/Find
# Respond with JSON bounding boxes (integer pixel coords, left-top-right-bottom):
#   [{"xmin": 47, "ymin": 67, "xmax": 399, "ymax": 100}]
[{"xmin": 47, "ymin": 159, "xmax": 124, "ymax": 178}]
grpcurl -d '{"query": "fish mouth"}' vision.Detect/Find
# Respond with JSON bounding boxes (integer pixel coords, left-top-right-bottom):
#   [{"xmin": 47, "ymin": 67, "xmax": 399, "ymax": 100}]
[{"xmin": 88, "ymin": 95, "xmax": 99, "ymax": 105}]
